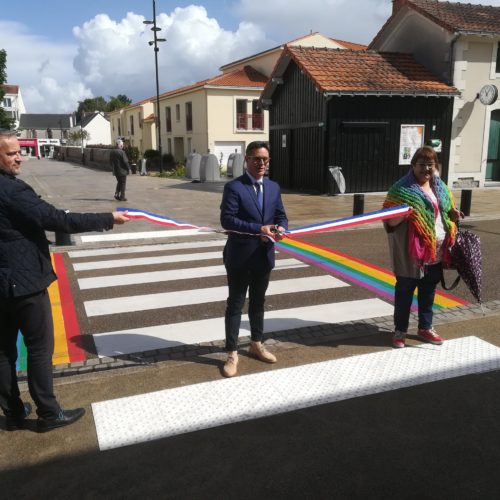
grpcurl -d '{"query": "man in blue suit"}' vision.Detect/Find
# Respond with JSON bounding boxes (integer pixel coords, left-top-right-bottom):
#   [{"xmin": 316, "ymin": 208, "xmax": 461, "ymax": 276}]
[{"xmin": 220, "ymin": 141, "xmax": 288, "ymax": 377}]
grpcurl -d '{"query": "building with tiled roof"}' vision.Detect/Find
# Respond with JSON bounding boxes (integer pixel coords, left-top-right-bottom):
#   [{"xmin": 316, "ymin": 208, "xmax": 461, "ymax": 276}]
[
  {"xmin": 1, "ymin": 84, "xmax": 26, "ymax": 129},
  {"xmin": 109, "ymin": 32, "xmax": 365, "ymax": 166},
  {"xmin": 261, "ymin": 45, "xmax": 459, "ymax": 193},
  {"xmin": 370, "ymin": 0, "xmax": 500, "ymax": 186}
]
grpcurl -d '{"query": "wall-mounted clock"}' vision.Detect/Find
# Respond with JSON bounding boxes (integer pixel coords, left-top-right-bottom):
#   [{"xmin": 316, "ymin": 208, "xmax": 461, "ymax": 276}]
[{"xmin": 478, "ymin": 84, "xmax": 498, "ymax": 105}]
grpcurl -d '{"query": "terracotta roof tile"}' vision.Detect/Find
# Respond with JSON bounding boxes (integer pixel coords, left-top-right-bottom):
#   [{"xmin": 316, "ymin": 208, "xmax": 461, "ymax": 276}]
[
  {"xmin": 1, "ymin": 84, "xmax": 19, "ymax": 94},
  {"xmin": 207, "ymin": 65, "xmax": 268, "ymax": 87},
  {"xmin": 285, "ymin": 46, "xmax": 458, "ymax": 95},
  {"xmin": 408, "ymin": 0, "xmax": 500, "ymax": 34},
  {"xmin": 331, "ymin": 38, "xmax": 367, "ymax": 50},
  {"xmin": 370, "ymin": 0, "xmax": 500, "ymax": 48}
]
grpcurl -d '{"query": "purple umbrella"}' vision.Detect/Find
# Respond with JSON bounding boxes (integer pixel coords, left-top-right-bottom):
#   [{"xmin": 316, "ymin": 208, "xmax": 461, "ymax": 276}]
[{"xmin": 448, "ymin": 223, "xmax": 483, "ymax": 306}]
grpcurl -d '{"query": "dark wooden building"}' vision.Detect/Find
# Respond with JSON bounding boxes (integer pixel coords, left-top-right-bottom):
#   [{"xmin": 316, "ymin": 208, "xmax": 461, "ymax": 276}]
[{"xmin": 261, "ymin": 46, "xmax": 459, "ymax": 193}]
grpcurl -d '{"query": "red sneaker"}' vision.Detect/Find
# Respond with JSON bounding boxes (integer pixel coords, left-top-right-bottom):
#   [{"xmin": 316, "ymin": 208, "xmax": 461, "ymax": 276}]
[
  {"xmin": 392, "ymin": 330, "xmax": 406, "ymax": 348},
  {"xmin": 417, "ymin": 328, "xmax": 444, "ymax": 345}
]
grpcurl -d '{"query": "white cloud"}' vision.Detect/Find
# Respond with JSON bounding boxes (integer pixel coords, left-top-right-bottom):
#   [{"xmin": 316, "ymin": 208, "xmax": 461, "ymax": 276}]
[
  {"xmin": 2, "ymin": 0, "xmax": 500, "ymax": 113},
  {"xmin": 71, "ymin": 7, "xmax": 270, "ymax": 105},
  {"xmin": 0, "ymin": 20, "xmax": 93, "ymax": 113},
  {"xmin": 233, "ymin": 0, "xmax": 392, "ymax": 45}
]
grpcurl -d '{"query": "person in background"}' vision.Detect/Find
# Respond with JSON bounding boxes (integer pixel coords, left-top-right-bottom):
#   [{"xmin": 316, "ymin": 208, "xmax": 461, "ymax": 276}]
[
  {"xmin": 0, "ymin": 129, "xmax": 130, "ymax": 432},
  {"xmin": 220, "ymin": 141, "xmax": 288, "ymax": 377},
  {"xmin": 110, "ymin": 139, "xmax": 130, "ymax": 201},
  {"xmin": 383, "ymin": 146, "xmax": 461, "ymax": 349}
]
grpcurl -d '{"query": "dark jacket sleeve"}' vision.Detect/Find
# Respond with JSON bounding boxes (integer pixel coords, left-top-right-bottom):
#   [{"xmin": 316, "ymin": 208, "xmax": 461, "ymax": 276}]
[{"xmin": 8, "ymin": 179, "xmax": 114, "ymax": 234}]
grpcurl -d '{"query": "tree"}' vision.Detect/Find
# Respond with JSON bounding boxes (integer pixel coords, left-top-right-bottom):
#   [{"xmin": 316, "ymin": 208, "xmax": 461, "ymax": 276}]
[
  {"xmin": 107, "ymin": 94, "xmax": 132, "ymax": 112},
  {"xmin": 75, "ymin": 94, "xmax": 131, "ymax": 122},
  {"xmin": 76, "ymin": 97, "xmax": 108, "ymax": 122},
  {"xmin": 0, "ymin": 49, "xmax": 14, "ymax": 130},
  {"xmin": 68, "ymin": 129, "xmax": 90, "ymax": 146}
]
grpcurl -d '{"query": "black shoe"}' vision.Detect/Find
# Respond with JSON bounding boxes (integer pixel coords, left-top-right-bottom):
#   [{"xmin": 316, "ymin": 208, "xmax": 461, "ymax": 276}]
[
  {"xmin": 114, "ymin": 195, "xmax": 120, "ymax": 200},
  {"xmin": 5, "ymin": 402, "xmax": 32, "ymax": 431},
  {"xmin": 119, "ymin": 198, "xmax": 128, "ymax": 202},
  {"xmin": 37, "ymin": 408, "xmax": 85, "ymax": 433}
]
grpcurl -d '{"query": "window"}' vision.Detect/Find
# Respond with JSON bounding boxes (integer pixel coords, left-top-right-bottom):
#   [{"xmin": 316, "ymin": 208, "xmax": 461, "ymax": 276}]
[
  {"xmin": 175, "ymin": 104, "xmax": 180, "ymax": 121},
  {"xmin": 187, "ymin": 137, "xmax": 192, "ymax": 154},
  {"xmin": 130, "ymin": 115, "xmax": 135, "ymax": 135},
  {"xmin": 118, "ymin": 120, "xmax": 121, "ymax": 136},
  {"xmin": 496, "ymin": 42, "xmax": 500, "ymax": 74},
  {"xmin": 2, "ymin": 97, "xmax": 12, "ymax": 107},
  {"xmin": 167, "ymin": 138, "xmax": 172, "ymax": 154},
  {"xmin": 252, "ymin": 100, "xmax": 263, "ymax": 130},
  {"xmin": 185, "ymin": 102, "xmax": 192, "ymax": 132},
  {"xmin": 236, "ymin": 99, "xmax": 248, "ymax": 130},
  {"xmin": 165, "ymin": 106, "xmax": 172, "ymax": 132},
  {"xmin": 139, "ymin": 112, "xmax": 142, "ymax": 129}
]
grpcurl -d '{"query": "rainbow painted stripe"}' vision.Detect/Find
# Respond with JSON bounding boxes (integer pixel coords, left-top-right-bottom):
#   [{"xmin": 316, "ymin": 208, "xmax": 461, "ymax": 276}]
[
  {"xmin": 276, "ymin": 237, "xmax": 468, "ymax": 310},
  {"xmin": 16, "ymin": 253, "xmax": 86, "ymax": 372}
]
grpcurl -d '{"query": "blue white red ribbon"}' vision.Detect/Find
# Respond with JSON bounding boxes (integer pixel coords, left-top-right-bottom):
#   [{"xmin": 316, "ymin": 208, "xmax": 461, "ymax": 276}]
[
  {"xmin": 286, "ymin": 205, "xmax": 411, "ymax": 236},
  {"xmin": 117, "ymin": 205, "xmax": 411, "ymax": 237}
]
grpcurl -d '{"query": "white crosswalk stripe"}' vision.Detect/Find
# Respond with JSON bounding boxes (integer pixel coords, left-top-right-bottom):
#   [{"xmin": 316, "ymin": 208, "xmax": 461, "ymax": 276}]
[
  {"xmin": 78, "ymin": 258, "xmax": 307, "ymax": 290},
  {"xmin": 64, "ymin": 235, "xmax": 394, "ymax": 359},
  {"xmin": 84, "ymin": 275, "xmax": 348, "ymax": 317}
]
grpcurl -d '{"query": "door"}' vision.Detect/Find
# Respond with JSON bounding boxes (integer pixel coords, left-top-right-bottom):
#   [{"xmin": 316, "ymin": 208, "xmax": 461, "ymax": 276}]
[
  {"xmin": 214, "ymin": 141, "xmax": 245, "ymax": 168},
  {"xmin": 486, "ymin": 110, "xmax": 500, "ymax": 181}
]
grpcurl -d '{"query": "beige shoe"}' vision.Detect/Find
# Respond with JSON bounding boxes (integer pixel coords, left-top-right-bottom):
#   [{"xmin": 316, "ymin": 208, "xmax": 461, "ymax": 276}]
[
  {"xmin": 222, "ymin": 352, "xmax": 238, "ymax": 377},
  {"xmin": 249, "ymin": 341, "xmax": 277, "ymax": 364}
]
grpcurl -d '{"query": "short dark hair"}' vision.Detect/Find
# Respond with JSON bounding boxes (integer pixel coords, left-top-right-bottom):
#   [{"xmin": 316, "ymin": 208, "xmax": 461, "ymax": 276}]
[
  {"xmin": 246, "ymin": 141, "xmax": 269, "ymax": 156},
  {"xmin": 411, "ymin": 146, "xmax": 440, "ymax": 171},
  {"xmin": 0, "ymin": 129, "xmax": 16, "ymax": 138}
]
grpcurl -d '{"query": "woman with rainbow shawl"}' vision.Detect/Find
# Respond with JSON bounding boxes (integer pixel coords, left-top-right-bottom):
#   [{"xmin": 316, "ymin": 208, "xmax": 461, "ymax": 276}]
[{"xmin": 383, "ymin": 146, "xmax": 461, "ymax": 349}]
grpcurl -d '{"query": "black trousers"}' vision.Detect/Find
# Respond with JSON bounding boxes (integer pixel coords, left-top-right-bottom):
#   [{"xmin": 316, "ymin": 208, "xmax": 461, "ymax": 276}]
[
  {"xmin": 0, "ymin": 290, "xmax": 60, "ymax": 418},
  {"xmin": 224, "ymin": 267, "xmax": 271, "ymax": 351},
  {"xmin": 115, "ymin": 175, "xmax": 127, "ymax": 200}
]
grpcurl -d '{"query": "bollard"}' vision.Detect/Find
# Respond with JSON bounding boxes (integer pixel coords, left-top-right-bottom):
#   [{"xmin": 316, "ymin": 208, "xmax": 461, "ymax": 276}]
[
  {"xmin": 353, "ymin": 194, "xmax": 365, "ymax": 215},
  {"xmin": 460, "ymin": 189, "xmax": 472, "ymax": 216},
  {"xmin": 55, "ymin": 231, "xmax": 73, "ymax": 246}
]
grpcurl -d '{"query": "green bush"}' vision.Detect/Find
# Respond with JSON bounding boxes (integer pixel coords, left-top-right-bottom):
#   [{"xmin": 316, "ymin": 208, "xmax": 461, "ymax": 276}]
[{"xmin": 125, "ymin": 145, "xmax": 140, "ymax": 164}]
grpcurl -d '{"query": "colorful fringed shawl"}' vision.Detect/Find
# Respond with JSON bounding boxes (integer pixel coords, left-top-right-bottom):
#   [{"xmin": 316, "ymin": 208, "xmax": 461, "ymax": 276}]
[{"xmin": 383, "ymin": 171, "xmax": 457, "ymax": 264}]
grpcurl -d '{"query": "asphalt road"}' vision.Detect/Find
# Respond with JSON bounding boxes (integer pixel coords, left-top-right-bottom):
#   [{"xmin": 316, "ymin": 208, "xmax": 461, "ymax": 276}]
[{"xmin": 1, "ymin": 159, "xmax": 499, "ymax": 499}]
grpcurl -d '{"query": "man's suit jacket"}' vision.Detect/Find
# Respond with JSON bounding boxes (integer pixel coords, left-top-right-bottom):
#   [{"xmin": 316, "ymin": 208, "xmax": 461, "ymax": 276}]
[
  {"xmin": 110, "ymin": 148, "xmax": 130, "ymax": 177},
  {"xmin": 220, "ymin": 173, "xmax": 288, "ymax": 271}
]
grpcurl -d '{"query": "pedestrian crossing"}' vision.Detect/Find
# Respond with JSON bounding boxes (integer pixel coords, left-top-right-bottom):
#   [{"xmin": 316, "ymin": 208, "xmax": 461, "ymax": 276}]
[{"xmin": 66, "ymin": 233, "xmax": 396, "ymax": 359}]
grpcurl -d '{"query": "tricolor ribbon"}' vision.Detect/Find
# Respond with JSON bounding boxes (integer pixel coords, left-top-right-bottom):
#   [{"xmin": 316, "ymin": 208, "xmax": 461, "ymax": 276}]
[{"xmin": 117, "ymin": 205, "xmax": 411, "ymax": 237}]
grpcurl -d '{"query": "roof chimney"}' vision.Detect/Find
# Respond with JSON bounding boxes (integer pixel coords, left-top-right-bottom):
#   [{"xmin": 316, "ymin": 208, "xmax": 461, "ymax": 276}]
[{"xmin": 392, "ymin": 0, "xmax": 407, "ymax": 15}]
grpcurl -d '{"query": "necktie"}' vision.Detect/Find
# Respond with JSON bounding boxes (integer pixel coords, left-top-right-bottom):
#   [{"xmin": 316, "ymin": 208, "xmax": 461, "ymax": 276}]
[{"xmin": 255, "ymin": 182, "xmax": 263, "ymax": 210}]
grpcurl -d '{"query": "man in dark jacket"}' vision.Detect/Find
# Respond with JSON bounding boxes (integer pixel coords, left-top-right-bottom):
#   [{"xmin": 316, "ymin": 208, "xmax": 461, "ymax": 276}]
[
  {"xmin": 0, "ymin": 130, "xmax": 130, "ymax": 432},
  {"xmin": 220, "ymin": 141, "xmax": 288, "ymax": 377},
  {"xmin": 110, "ymin": 139, "xmax": 130, "ymax": 201}
]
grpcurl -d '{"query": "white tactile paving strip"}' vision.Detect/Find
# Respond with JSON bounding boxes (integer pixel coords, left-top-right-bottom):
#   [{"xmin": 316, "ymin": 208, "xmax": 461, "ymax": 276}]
[{"xmin": 92, "ymin": 336, "xmax": 500, "ymax": 451}]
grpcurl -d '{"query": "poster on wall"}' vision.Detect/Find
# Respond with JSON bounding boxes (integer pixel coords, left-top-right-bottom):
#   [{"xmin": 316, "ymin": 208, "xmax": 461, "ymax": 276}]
[{"xmin": 399, "ymin": 124, "xmax": 425, "ymax": 165}]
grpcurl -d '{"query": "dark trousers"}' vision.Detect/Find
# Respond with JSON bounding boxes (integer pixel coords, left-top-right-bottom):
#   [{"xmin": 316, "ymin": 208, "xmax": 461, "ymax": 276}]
[
  {"xmin": 115, "ymin": 175, "xmax": 127, "ymax": 200},
  {"xmin": 224, "ymin": 267, "xmax": 271, "ymax": 351},
  {"xmin": 0, "ymin": 290, "xmax": 60, "ymax": 418},
  {"xmin": 394, "ymin": 263, "xmax": 442, "ymax": 332}
]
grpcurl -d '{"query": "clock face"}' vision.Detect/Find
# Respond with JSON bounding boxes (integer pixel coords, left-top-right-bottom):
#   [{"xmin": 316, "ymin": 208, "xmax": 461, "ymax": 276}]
[{"xmin": 478, "ymin": 84, "xmax": 498, "ymax": 105}]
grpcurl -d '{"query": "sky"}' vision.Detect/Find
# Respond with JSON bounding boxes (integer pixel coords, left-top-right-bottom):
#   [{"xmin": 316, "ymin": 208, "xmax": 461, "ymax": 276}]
[{"xmin": 1, "ymin": 0, "xmax": 499, "ymax": 113}]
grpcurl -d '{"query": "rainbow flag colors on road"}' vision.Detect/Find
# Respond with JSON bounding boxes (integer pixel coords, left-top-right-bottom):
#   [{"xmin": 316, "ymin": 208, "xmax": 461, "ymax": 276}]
[
  {"xmin": 16, "ymin": 253, "xmax": 86, "ymax": 372},
  {"xmin": 276, "ymin": 237, "xmax": 468, "ymax": 311}
]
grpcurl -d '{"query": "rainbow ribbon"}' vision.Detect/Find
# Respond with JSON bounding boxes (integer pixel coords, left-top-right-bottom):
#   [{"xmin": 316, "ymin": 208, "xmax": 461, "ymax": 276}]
[{"xmin": 118, "ymin": 205, "xmax": 412, "ymax": 236}]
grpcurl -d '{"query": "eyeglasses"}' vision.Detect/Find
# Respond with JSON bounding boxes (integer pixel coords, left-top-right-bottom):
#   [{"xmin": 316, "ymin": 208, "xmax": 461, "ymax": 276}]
[
  {"xmin": 248, "ymin": 156, "xmax": 270, "ymax": 164},
  {"xmin": 415, "ymin": 162, "xmax": 435, "ymax": 168}
]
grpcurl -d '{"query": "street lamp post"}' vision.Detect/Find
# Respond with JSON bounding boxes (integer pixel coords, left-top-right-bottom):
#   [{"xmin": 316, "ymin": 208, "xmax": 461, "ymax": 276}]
[{"xmin": 143, "ymin": 0, "xmax": 166, "ymax": 174}]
